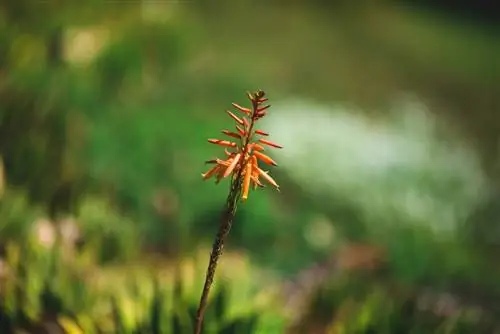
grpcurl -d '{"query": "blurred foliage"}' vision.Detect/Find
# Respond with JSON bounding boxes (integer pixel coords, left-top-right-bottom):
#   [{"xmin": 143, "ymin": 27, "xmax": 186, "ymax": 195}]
[
  {"xmin": 290, "ymin": 275, "xmax": 499, "ymax": 333},
  {"xmin": 0, "ymin": 239, "xmax": 284, "ymax": 333},
  {"xmin": 0, "ymin": 0, "xmax": 500, "ymax": 332}
]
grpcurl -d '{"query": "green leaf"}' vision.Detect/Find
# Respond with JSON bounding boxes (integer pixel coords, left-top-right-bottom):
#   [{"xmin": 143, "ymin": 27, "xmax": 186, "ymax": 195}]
[
  {"xmin": 172, "ymin": 275, "xmax": 183, "ymax": 304},
  {"xmin": 241, "ymin": 314, "xmax": 259, "ymax": 334},
  {"xmin": 149, "ymin": 279, "xmax": 162, "ymax": 334},
  {"xmin": 213, "ymin": 287, "xmax": 228, "ymax": 323},
  {"xmin": 171, "ymin": 311, "xmax": 186, "ymax": 334},
  {"xmin": 110, "ymin": 296, "xmax": 125, "ymax": 333},
  {"xmin": 218, "ymin": 317, "xmax": 249, "ymax": 334}
]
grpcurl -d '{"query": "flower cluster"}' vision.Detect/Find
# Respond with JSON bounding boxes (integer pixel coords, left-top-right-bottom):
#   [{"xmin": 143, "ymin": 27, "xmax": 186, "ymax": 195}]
[{"xmin": 202, "ymin": 90, "xmax": 282, "ymax": 200}]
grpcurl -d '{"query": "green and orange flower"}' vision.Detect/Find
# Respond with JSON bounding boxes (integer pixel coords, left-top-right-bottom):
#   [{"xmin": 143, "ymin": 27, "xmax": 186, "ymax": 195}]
[{"xmin": 202, "ymin": 90, "xmax": 282, "ymax": 200}]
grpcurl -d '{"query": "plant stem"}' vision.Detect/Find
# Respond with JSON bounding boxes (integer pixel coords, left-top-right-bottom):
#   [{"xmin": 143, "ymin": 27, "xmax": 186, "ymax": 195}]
[
  {"xmin": 194, "ymin": 177, "xmax": 242, "ymax": 334},
  {"xmin": 195, "ymin": 93, "xmax": 260, "ymax": 334}
]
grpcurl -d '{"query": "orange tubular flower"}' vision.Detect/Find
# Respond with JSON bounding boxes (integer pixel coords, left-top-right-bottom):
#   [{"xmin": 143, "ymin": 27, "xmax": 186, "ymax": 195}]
[
  {"xmin": 201, "ymin": 90, "xmax": 282, "ymax": 201},
  {"xmin": 196, "ymin": 90, "xmax": 284, "ymax": 334}
]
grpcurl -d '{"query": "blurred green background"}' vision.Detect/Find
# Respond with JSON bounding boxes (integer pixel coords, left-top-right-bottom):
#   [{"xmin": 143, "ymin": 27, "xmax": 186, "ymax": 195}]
[{"xmin": 1, "ymin": 1, "xmax": 500, "ymax": 333}]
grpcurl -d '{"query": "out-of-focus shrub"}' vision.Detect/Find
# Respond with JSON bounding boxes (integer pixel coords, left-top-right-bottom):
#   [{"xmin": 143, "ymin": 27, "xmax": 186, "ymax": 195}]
[{"xmin": 0, "ymin": 242, "xmax": 285, "ymax": 333}]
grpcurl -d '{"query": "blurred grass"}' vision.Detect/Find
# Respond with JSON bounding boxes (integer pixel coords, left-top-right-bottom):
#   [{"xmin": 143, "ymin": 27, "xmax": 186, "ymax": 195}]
[{"xmin": 0, "ymin": 235, "xmax": 285, "ymax": 333}]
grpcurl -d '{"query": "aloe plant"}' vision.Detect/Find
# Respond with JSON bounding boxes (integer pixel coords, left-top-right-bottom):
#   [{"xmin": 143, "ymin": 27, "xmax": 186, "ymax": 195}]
[{"xmin": 0, "ymin": 240, "xmax": 285, "ymax": 334}]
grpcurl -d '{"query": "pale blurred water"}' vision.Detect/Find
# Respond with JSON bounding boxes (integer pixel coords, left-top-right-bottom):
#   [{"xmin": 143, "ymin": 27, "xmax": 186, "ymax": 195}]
[{"xmin": 263, "ymin": 94, "xmax": 487, "ymax": 234}]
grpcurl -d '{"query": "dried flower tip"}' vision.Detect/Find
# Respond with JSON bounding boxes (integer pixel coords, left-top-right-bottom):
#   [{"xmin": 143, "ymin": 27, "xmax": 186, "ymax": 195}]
[
  {"xmin": 257, "ymin": 105, "xmax": 271, "ymax": 113},
  {"xmin": 202, "ymin": 165, "xmax": 220, "ymax": 180},
  {"xmin": 221, "ymin": 130, "xmax": 241, "ymax": 139},
  {"xmin": 226, "ymin": 110, "xmax": 244, "ymax": 125},
  {"xmin": 246, "ymin": 91, "xmax": 254, "ymax": 101},
  {"xmin": 224, "ymin": 148, "xmax": 233, "ymax": 156},
  {"xmin": 232, "ymin": 103, "xmax": 251, "ymax": 114},
  {"xmin": 256, "ymin": 111, "xmax": 267, "ymax": 118},
  {"xmin": 205, "ymin": 159, "xmax": 218, "ymax": 164},
  {"xmin": 255, "ymin": 90, "xmax": 265, "ymax": 99},
  {"xmin": 253, "ymin": 151, "xmax": 278, "ymax": 166},
  {"xmin": 258, "ymin": 98, "xmax": 269, "ymax": 103},
  {"xmin": 242, "ymin": 162, "xmax": 252, "ymax": 200},
  {"xmin": 255, "ymin": 129, "xmax": 269, "ymax": 136},
  {"xmin": 259, "ymin": 138, "xmax": 283, "ymax": 149},
  {"xmin": 236, "ymin": 125, "xmax": 246, "ymax": 136},
  {"xmin": 257, "ymin": 167, "xmax": 279, "ymax": 189},
  {"xmin": 208, "ymin": 139, "xmax": 237, "ymax": 147},
  {"xmin": 223, "ymin": 153, "xmax": 241, "ymax": 178}
]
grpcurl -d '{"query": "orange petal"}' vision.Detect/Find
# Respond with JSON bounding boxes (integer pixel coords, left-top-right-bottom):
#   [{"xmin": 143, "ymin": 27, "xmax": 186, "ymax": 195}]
[
  {"xmin": 258, "ymin": 98, "xmax": 268, "ymax": 103},
  {"xmin": 253, "ymin": 151, "xmax": 277, "ymax": 166},
  {"xmin": 215, "ymin": 165, "xmax": 226, "ymax": 184},
  {"xmin": 216, "ymin": 158, "xmax": 231, "ymax": 167},
  {"xmin": 208, "ymin": 139, "xmax": 237, "ymax": 147},
  {"xmin": 232, "ymin": 103, "xmax": 251, "ymax": 114},
  {"xmin": 236, "ymin": 125, "xmax": 246, "ymax": 136},
  {"xmin": 242, "ymin": 162, "xmax": 252, "ymax": 200},
  {"xmin": 250, "ymin": 155, "xmax": 260, "ymax": 190},
  {"xmin": 202, "ymin": 165, "xmax": 221, "ymax": 180},
  {"xmin": 257, "ymin": 167, "xmax": 279, "ymax": 189},
  {"xmin": 223, "ymin": 153, "xmax": 241, "ymax": 178},
  {"xmin": 255, "ymin": 129, "xmax": 269, "ymax": 136},
  {"xmin": 252, "ymin": 167, "xmax": 259, "ymax": 178},
  {"xmin": 221, "ymin": 130, "xmax": 241, "ymax": 139},
  {"xmin": 259, "ymin": 138, "xmax": 283, "ymax": 149},
  {"xmin": 242, "ymin": 117, "xmax": 250, "ymax": 129},
  {"xmin": 226, "ymin": 110, "xmax": 244, "ymax": 125},
  {"xmin": 250, "ymin": 155, "xmax": 260, "ymax": 189},
  {"xmin": 251, "ymin": 143, "xmax": 265, "ymax": 151},
  {"xmin": 251, "ymin": 154, "xmax": 258, "ymax": 166}
]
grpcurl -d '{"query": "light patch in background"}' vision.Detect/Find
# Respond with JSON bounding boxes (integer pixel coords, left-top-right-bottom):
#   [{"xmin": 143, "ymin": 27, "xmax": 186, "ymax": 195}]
[
  {"xmin": 64, "ymin": 27, "xmax": 110, "ymax": 65},
  {"xmin": 304, "ymin": 215, "xmax": 335, "ymax": 250},
  {"xmin": 262, "ymin": 95, "xmax": 487, "ymax": 234}
]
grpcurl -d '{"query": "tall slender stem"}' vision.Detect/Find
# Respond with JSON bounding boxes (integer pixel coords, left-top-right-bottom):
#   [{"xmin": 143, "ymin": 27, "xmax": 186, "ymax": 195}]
[
  {"xmin": 194, "ymin": 103, "xmax": 259, "ymax": 334},
  {"xmin": 194, "ymin": 91, "xmax": 271, "ymax": 334},
  {"xmin": 194, "ymin": 175, "xmax": 240, "ymax": 333}
]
